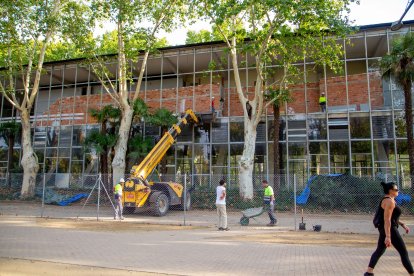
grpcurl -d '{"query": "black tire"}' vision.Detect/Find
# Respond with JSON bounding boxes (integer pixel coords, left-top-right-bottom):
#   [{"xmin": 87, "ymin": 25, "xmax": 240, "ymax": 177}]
[
  {"xmin": 150, "ymin": 192, "xmax": 169, "ymax": 216},
  {"xmin": 240, "ymin": 216, "xmax": 249, "ymax": 226},
  {"xmin": 123, "ymin": 207, "xmax": 135, "ymax": 215},
  {"xmin": 179, "ymin": 191, "xmax": 191, "ymax": 211}
]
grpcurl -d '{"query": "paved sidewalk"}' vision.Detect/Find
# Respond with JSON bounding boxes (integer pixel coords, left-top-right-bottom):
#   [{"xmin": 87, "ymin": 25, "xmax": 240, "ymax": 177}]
[{"xmin": 0, "ymin": 215, "xmax": 412, "ymax": 275}]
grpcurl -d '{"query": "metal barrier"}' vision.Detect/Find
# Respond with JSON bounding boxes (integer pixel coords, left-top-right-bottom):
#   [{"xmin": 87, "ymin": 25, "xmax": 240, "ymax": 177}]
[{"xmin": 0, "ymin": 173, "xmax": 413, "ymax": 234}]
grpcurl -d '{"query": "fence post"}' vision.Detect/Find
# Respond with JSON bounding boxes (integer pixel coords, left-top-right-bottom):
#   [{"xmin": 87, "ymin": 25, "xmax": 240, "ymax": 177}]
[
  {"xmin": 183, "ymin": 173, "xmax": 187, "ymax": 226},
  {"xmin": 41, "ymin": 173, "xmax": 46, "ymax": 218},
  {"xmin": 294, "ymin": 174, "xmax": 297, "ymax": 231},
  {"xmin": 97, "ymin": 173, "xmax": 101, "ymax": 221}
]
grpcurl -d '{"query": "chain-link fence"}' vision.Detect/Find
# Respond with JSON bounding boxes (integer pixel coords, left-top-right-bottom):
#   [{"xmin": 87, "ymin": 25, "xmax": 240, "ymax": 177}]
[{"xmin": 1, "ymin": 173, "xmax": 413, "ymax": 234}]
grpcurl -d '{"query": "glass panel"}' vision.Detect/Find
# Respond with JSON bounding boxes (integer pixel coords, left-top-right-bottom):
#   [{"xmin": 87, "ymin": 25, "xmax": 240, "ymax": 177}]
[
  {"xmin": 394, "ymin": 112, "xmax": 407, "ymax": 138},
  {"xmin": 351, "ymin": 141, "xmax": 372, "ymax": 176},
  {"xmin": 330, "ymin": 141, "xmax": 350, "ymax": 172},
  {"xmin": 71, "ymin": 161, "xmax": 83, "ymax": 174},
  {"xmin": 396, "ymin": 140, "xmax": 411, "ymax": 188},
  {"xmin": 46, "ymin": 148, "xmax": 58, "ymax": 158},
  {"xmin": 374, "ymin": 140, "xmax": 396, "ymax": 181},
  {"xmin": 287, "ymin": 116, "xmax": 306, "ymax": 142},
  {"xmin": 309, "ymin": 142, "xmax": 328, "ymax": 174},
  {"xmin": 84, "ymin": 153, "xmax": 98, "ymax": 174},
  {"xmin": 195, "ymin": 127, "xmax": 209, "ymax": 143},
  {"xmin": 58, "ymin": 148, "xmax": 70, "ymax": 158},
  {"xmin": 230, "ymin": 119, "xmax": 244, "ymax": 142},
  {"xmin": 230, "ymin": 144, "xmax": 243, "ymax": 167},
  {"xmin": 268, "ymin": 117, "xmax": 286, "ymax": 141},
  {"xmin": 212, "ymin": 144, "xmax": 228, "ymax": 166},
  {"xmin": 308, "ymin": 114, "xmax": 327, "ymax": 140},
  {"xmin": 193, "ymin": 144, "xmax": 210, "ymax": 174},
  {"xmin": 328, "ymin": 114, "xmax": 349, "ymax": 140},
  {"xmin": 176, "ymin": 123, "xmax": 192, "ymax": 142},
  {"xmin": 72, "ymin": 148, "xmax": 83, "ymax": 160},
  {"xmin": 288, "ymin": 142, "xmax": 306, "ymax": 159},
  {"xmin": 46, "ymin": 126, "xmax": 59, "ymax": 147},
  {"xmin": 211, "ymin": 121, "xmax": 228, "ymax": 143},
  {"xmin": 45, "ymin": 158, "xmax": 57, "ymax": 172},
  {"xmin": 57, "ymin": 158, "xmax": 70, "ymax": 173},
  {"xmin": 372, "ymin": 112, "xmax": 394, "ymax": 139},
  {"xmin": 72, "ymin": 126, "xmax": 84, "ymax": 146},
  {"xmin": 350, "ymin": 112, "xmax": 370, "ymax": 139}
]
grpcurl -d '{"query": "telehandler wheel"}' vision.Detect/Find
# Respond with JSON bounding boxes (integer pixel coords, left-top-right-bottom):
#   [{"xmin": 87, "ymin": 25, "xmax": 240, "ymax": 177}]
[
  {"xmin": 179, "ymin": 191, "xmax": 191, "ymax": 211},
  {"xmin": 123, "ymin": 207, "xmax": 135, "ymax": 214},
  {"xmin": 150, "ymin": 192, "xmax": 170, "ymax": 216}
]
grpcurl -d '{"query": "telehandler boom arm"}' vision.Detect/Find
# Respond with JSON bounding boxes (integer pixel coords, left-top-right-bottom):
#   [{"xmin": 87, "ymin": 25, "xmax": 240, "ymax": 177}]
[{"xmin": 130, "ymin": 109, "xmax": 198, "ymax": 180}]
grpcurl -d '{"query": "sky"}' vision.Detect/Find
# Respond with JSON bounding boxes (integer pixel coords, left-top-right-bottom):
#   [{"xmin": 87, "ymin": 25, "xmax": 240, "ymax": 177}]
[
  {"xmin": 160, "ymin": 0, "xmax": 414, "ymax": 46},
  {"xmin": 95, "ymin": 0, "xmax": 414, "ymax": 46}
]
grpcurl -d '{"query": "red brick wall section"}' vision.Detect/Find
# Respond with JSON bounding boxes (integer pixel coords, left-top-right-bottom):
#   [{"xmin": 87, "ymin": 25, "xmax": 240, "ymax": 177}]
[
  {"xmin": 39, "ymin": 84, "xmax": 220, "ymax": 126},
  {"xmin": 38, "ymin": 73, "xmax": 383, "ymax": 126}
]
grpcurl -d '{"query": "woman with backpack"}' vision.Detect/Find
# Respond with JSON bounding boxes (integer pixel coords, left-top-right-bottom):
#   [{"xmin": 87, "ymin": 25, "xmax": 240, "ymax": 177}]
[{"xmin": 364, "ymin": 182, "xmax": 414, "ymax": 276}]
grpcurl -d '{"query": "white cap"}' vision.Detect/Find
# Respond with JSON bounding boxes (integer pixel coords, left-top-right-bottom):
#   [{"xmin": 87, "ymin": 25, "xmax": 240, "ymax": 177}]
[{"xmin": 120, "ymin": 178, "xmax": 125, "ymax": 182}]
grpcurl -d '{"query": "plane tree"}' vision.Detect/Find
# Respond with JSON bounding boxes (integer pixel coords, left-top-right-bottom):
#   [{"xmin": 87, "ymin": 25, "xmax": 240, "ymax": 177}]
[
  {"xmin": 193, "ymin": 0, "xmax": 354, "ymax": 199},
  {"xmin": 0, "ymin": 0, "xmax": 92, "ymax": 197}
]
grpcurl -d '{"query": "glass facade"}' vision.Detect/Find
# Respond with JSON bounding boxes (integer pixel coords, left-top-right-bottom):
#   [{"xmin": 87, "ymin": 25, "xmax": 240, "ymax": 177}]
[{"xmin": 1, "ymin": 24, "xmax": 413, "ymax": 188}]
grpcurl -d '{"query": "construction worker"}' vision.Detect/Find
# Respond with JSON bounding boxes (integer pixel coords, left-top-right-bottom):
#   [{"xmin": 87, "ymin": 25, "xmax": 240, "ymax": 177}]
[
  {"xmin": 262, "ymin": 180, "xmax": 277, "ymax": 226},
  {"xmin": 319, "ymin": 92, "xmax": 327, "ymax": 112},
  {"xmin": 114, "ymin": 178, "xmax": 125, "ymax": 220}
]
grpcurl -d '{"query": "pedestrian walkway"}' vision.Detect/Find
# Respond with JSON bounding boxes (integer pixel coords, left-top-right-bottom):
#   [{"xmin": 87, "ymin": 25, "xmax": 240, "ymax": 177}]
[{"xmin": 0, "ymin": 215, "xmax": 412, "ymax": 275}]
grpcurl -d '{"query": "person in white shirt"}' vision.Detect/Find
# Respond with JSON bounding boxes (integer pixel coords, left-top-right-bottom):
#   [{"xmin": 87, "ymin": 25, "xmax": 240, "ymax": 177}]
[{"xmin": 216, "ymin": 179, "xmax": 229, "ymax": 231}]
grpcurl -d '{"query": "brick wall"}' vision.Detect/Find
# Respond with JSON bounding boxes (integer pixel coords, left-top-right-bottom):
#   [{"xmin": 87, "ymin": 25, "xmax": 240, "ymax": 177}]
[{"xmin": 39, "ymin": 73, "xmax": 383, "ymax": 126}]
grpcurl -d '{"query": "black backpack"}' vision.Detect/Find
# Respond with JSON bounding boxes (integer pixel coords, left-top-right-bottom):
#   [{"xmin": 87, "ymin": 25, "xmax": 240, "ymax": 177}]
[{"xmin": 373, "ymin": 196, "xmax": 390, "ymax": 228}]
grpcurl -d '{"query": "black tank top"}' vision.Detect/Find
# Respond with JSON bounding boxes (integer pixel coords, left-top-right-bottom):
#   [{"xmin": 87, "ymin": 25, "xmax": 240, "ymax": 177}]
[{"xmin": 377, "ymin": 196, "xmax": 401, "ymax": 228}]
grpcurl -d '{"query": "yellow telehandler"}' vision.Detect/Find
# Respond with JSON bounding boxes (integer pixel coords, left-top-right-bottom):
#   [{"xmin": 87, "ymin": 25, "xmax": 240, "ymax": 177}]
[{"xmin": 122, "ymin": 109, "xmax": 199, "ymax": 216}]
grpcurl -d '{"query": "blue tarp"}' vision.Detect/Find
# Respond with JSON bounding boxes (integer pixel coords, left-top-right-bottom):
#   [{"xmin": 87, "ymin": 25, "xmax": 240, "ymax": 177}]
[
  {"xmin": 57, "ymin": 193, "xmax": 88, "ymax": 206},
  {"xmin": 35, "ymin": 187, "xmax": 88, "ymax": 206},
  {"xmin": 296, "ymin": 174, "xmax": 342, "ymax": 205},
  {"xmin": 295, "ymin": 174, "xmax": 411, "ymax": 205},
  {"xmin": 396, "ymin": 193, "xmax": 411, "ymax": 205}
]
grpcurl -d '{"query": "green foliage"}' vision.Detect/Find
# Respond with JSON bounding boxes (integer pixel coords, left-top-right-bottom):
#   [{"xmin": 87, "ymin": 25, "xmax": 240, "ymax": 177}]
[
  {"xmin": 0, "ymin": 121, "xmax": 21, "ymax": 146},
  {"xmin": 146, "ymin": 108, "xmax": 178, "ymax": 129},
  {"xmin": 132, "ymin": 98, "xmax": 149, "ymax": 120},
  {"xmin": 83, "ymin": 130, "xmax": 118, "ymax": 154},
  {"xmin": 191, "ymin": 187, "xmax": 263, "ymax": 210},
  {"xmin": 90, "ymin": 105, "xmax": 121, "ymax": 124},
  {"xmin": 127, "ymin": 136, "xmax": 153, "ymax": 161},
  {"xmin": 381, "ymin": 33, "xmax": 414, "ymax": 87},
  {"xmin": 306, "ymin": 175, "xmax": 382, "ymax": 211}
]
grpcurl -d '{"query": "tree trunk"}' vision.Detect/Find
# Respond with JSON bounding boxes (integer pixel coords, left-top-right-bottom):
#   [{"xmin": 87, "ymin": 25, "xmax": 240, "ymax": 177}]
[
  {"xmin": 272, "ymin": 104, "xmax": 281, "ymax": 194},
  {"xmin": 403, "ymin": 82, "xmax": 414, "ymax": 193},
  {"xmin": 20, "ymin": 110, "xmax": 39, "ymax": 198},
  {"xmin": 239, "ymin": 122, "xmax": 257, "ymax": 200},
  {"xmin": 112, "ymin": 106, "xmax": 133, "ymax": 186}
]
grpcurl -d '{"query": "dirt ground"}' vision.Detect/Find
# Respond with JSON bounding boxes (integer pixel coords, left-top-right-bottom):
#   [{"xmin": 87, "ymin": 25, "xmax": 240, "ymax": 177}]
[
  {"xmin": 2, "ymin": 217, "xmax": 414, "ymax": 275},
  {"xmin": 0, "ymin": 258, "xmax": 173, "ymax": 276}
]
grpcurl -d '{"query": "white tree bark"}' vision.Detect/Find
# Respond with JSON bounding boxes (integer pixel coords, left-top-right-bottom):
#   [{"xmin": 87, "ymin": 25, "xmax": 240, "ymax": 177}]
[
  {"xmin": 239, "ymin": 121, "xmax": 257, "ymax": 199},
  {"xmin": 112, "ymin": 106, "xmax": 133, "ymax": 185},
  {"xmin": 20, "ymin": 110, "xmax": 39, "ymax": 198}
]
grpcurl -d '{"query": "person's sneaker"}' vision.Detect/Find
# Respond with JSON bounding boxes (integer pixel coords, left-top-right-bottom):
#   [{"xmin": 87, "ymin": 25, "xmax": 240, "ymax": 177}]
[
  {"xmin": 222, "ymin": 228, "xmax": 230, "ymax": 231},
  {"xmin": 363, "ymin": 272, "xmax": 374, "ymax": 276},
  {"xmin": 120, "ymin": 216, "xmax": 125, "ymax": 220},
  {"xmin": 218, "ymin": 227, "xmax": 224, "ymax": 231}
]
